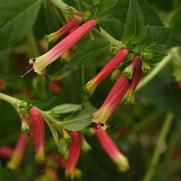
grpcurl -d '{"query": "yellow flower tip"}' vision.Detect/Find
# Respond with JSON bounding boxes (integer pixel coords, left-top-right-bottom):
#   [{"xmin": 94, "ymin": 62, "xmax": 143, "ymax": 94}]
[
  {"xmin": 42, "ymin": 168, "xmax": 58, "ymax": 181},
  {"xmin": 46, "ymin": 32, "xmax": 60, "ymax": 44},
  {"xmin": 116, "ymin": 155, "xmax": 130, "ymax": 172},
  {"xmin": 66, "ymin": 168, "xmax": 82, "ymax": 180},
  {"xmin": 35, "ymin": 148, "xmax": 45, "ymax": 163},
  {"xmin": 92, "ymin": 105, "xmax": 111, "ymax": 124},
  {"xmin": 81, "ymin": 138, "xmax": 92, "ymax": 152},
  {"xmin": 61, "ymin": 51, "xmax": 72, "ymax": 63},
  {"xmin": 84, "ymin": 79, "xmax": 98, "ymax": 95},
  {"xmin": 7, "ymin": 157, "xmax": 20, "ymax": 170},
  {"xmin": 124, "ymin": 90, "xmax": 135, "ymax": 104},
  {"xmin": 29, "ymin": 57, "xmax": 45, "ymax": 75}
]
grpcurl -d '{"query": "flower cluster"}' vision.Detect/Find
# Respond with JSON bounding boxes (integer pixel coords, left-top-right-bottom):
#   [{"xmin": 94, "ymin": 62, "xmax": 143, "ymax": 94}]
[
  {"xmin": 26, "ymin": 19, "xmax": 97, "ymax": 75},
  {"xmin": 85, "ymin": 50, "xmax": 143, "ymax": 125},
  {"xmin": 2, "ymin": 16, "xmax": 145, "ymax": 179}
]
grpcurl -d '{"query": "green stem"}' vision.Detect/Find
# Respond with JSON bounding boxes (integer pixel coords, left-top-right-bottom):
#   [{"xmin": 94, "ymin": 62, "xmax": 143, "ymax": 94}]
[
  {"xmin": 0, "ymin": 93, "xmax": 21, "ymax": 106},
  {"xmin": 142, "ymin": 113, "xmax": 173, "ymax": 181},
  {"xmin": 95, "ymin": 28, "xmax": 123, "ymax": 48},
  {"xmin": 50, "ymin": 0, "xmax": 68, "ymax": 11},
  {"xmin": 164, "ymin": 123, "xmax": 181, "ymax": 162},
  {"xmin": 133, "ymin": 110, "xmax": 161, "ymax": 133},
  {"xmin": 137, "ymin": 47, "xmax": 179, "ymax": 91}
]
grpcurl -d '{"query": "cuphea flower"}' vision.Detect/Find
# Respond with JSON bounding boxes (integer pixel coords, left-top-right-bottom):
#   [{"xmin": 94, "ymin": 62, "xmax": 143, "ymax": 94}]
[
  {"xmin": 29, "ymin": 107, "xmax": 45, "ymax": 163},
  {"xmin": 93, "ymin": 124, "xmax": 129, "ymax": 172},
  {"xmin": 29, "ymin": 20, "xmax": 97, "ymax": 74},
  {"xmin": 46, "ymin": 19, "xmax": 81, "ymax": 43},
  {"xmin": 55, "ymin": 154, "xmax": 67, "ymax": 170},
  {"xmin": 0, "ymin": 146, "xmax": 13, "ymax": 159},
  {"xmin": 124, "ymin": 58, "xmax": 142, "ymax": 103},
  {"xmin": 7, "ymin": 133, "xmax": 28, "ymax": 169},
  {"xmin": 85, "ymin": 48, "xmax": 128, "ymax": 94},
  {"xmin": 93, "ymin": 75, "xmax": 129, "ymax": 124},
  {"xmin": 65, "ymin": 131, "xmax": 81, "ymax": 178}
]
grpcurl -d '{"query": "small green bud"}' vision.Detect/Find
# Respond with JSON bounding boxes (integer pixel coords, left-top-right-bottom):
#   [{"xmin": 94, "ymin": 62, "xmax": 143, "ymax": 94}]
[
  {"xmin": 21, "ymin": 122, "xmax": 30, "ymax": 133},
  {"xmin": 141, "ymin": 62, "xmax": 151, "ymax": 74},
  {"xmin": 123, "ymin": 65, "xmax": 134, "ymax": 79},
  {"xmin": 111, "ymin": 69, "xmax": 121, "ymax": 81}
]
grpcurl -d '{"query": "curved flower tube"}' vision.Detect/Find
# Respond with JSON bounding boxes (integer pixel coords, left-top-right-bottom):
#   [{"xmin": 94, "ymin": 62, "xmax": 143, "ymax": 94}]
[
  {"xmin": 46, "ymin": 19, "xmax": 81, "ymax": 43},
  {"xmin": 93, "ymin": 75, "xmax": 129, "ymax": 124},
  {"xmin": 94, "ymin": 124, "xmax": 129, "ymax": 172},
  {"xmin": 29, "ymin": 20, "xmax": 97, "ymax": 74},
  {"xmin": 85, "ymin": 48, "xmax": 128, "ymax": 94},
  {"xmin": 29, "ymin": 107, "xmax": 45, "ymax": 163},
  {"xmin": 65, "ymin": 131, "xmax": 81, "ymax": 178},
  {"xmin": 7, "ymin": 133, "xmax": 28, "ymax": 170}
]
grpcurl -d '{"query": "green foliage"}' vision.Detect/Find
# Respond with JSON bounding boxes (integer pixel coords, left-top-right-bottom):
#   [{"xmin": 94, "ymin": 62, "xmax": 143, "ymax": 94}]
[
  {"xmin": 122, "ymin": 0, "xmax": 145, "ymax": 44},
  {"xmin": 0, "ymin": 0, "xmax": 181, "ymax": 180},
  {"xmin": 66, "ymin": 38, "xmax": 111, "ymax": 70},
  {"xmin": 0, "ymin": 0, "xmax": 42, "ymax": 50},
  {"xmin": 138, "ymin": 68, "xmax": 181, "ymax": 120},
  {"xmin": 170, "ymin": 9, "xmax": 181, "ymax": 45}
]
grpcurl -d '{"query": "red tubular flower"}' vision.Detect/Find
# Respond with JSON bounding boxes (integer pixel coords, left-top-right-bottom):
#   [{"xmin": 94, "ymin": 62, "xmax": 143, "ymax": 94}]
[
  {"xmin": 123, "ymin": 56, "xmax": 140, "ymax": 79},
  {"xmin": 94, "ymin": 124, "xmax": 129, "ymax": 172},
  {"xmin": 49, "ymin": 81, "xmax": 62, "ymax": 95},
  {"xmin": 29, "ymin": 107, "xmax": 45, "ymax": 163},
  {"xmin": 85, "ymin": 48, "xmax": 128, "ymax": 94},
  {"xmin": 0, "ymin": 146, "xmax": 13, "ymax": 159},
  {"xmin": 65, "ymin": 131, "xmax": 81, "ymax": 178},
  {"xmin": 29, "ymin": 20, "xmax": 97, "ymax": 74},
  {"xmin": 0, "ymin": 79, "xmax": 5, "ymax": 90},
  {"xmin": 46, "ymin": 19, "xmax": 81, "ymax": 43},
  {"xmin": 93, "ymin": 75, "xmax": 129, "ymax": 124},
  {"xmin": 55, "ymin": 154, "xmax": 67, "ymax": 170},
  {"xmin": 125, "ymin": 61, "xmax": 142, "ymax": 103},
  {"xmin": 7, "ymin": 133, "xmax": 28, "ymax": 169}
]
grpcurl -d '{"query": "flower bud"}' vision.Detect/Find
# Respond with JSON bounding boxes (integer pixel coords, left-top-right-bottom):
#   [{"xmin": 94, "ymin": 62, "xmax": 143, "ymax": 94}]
[
  {"xmin": 123, "ymin": 56, "xmax": 140, "ymax": 79},
  {"xmin": 46, "ymin": 19, "xmax": 81, "ymax": 43}
]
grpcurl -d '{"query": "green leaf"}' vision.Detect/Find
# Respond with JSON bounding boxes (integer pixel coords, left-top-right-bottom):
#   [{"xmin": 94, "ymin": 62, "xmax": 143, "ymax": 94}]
[
  {"xmin": 60, "ymin": 113, "xmax": 92, "ymax": 131},
  {"xmin": 56, "ymin": 103, "xmax": 96, "ymax": 131},
  {"xmin": 93, "ymin": 0, "xmax": 118, "ymax": 17},
  {"xmin": 0, "ymin": 0, "xmax": 42, "ymax": 50},
  {"xmin": 99, "ymin": 16, "xmax": 124, "ymax": 40},
  {"xmin": 170, "ymin": 9, "xmax": 181, "ymax": 45},
  {"xmin": 122, "ymin": 0, "xmax": 145, "ymax": 44},
  {"xmin": 65, "ymin": 38, "xmax": 110, "ymax": 70},
  {"xmin": 138, "ymin": 68, "xmax": 181, "ymax": 120},
  {"xmin": 50, "ymin": 104, "xmax": 82, "ymax": 115},
  {"xmin": 140, "ymin": 26, "xmax": 171, "ymax": 45},
  {"xmin": 138, "ymin": 0, "xmax": 162, "ymax": 26}
]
